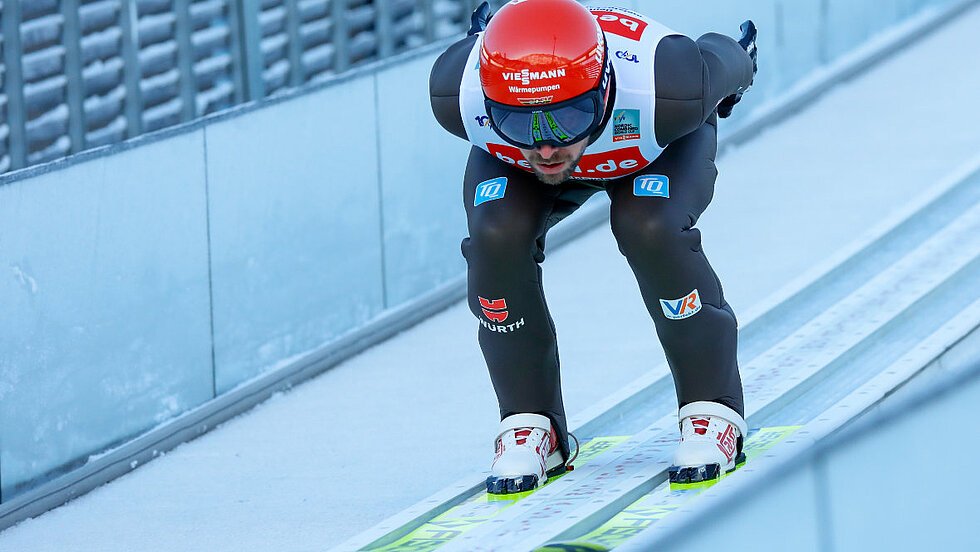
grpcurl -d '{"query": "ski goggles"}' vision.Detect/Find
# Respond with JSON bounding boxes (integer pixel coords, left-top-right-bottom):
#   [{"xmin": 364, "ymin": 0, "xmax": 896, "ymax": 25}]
[
  {"xmin": 484, "ymin": 89, "xmax": 607, "ymax": 149},
  {"xmin": 483, "ymin": 48, "xmax": 612, "ymax": 150}
]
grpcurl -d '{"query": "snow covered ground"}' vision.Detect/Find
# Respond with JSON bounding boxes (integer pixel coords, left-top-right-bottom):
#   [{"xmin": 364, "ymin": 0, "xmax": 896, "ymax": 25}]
[{"xmin": 2, "ymin": 5, "xmax": 979, "ymax": 551}]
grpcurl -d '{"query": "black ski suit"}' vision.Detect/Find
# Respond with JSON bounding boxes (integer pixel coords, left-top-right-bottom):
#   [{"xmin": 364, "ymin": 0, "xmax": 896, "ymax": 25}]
[{"xmin": 429, "ymin": 20, "xmax": 755, "ymax": 461}]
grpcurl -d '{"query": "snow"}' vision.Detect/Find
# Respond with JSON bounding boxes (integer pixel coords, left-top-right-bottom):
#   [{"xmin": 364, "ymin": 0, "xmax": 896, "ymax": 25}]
[{"xmin": 3, "ymin": 5, "xmax": 980, "ymax": 551}]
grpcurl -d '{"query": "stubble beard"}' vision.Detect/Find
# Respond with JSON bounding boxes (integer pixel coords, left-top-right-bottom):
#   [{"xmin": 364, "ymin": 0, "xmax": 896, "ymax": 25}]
[{"xmin": 525, "ymin": 149, "xmax": 586, "ymax": 185}]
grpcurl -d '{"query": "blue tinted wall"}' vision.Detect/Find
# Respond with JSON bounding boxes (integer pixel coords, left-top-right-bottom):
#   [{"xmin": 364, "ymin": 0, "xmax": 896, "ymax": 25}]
[{"xmin": 0, "ymin": 0, "xmax": 962, "ymax": 501}]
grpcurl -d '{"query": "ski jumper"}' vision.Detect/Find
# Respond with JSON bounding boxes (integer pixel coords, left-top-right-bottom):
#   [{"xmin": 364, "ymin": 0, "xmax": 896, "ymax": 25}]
[{"xmin": 429, "ymin": 7, "xmax": 755, "ymax": 461}]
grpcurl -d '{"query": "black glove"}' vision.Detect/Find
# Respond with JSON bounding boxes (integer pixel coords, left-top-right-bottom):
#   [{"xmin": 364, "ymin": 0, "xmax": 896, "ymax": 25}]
[
  {"xmin": 718, "ymin": 20, "xmax": 757, "ymax": 119},
  {"xmin": 738, "ymin": 20, "xmax": 758, "ymax": 76},
  {"xmin": 468, "ymin": 2, "xmax": 492, "ymax": 36}
]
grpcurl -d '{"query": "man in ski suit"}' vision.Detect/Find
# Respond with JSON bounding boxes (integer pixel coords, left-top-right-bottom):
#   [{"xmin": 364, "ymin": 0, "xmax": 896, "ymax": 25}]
[{"xmin": 429, "ymin": 0, "xmax": 758, "ymax": 493}]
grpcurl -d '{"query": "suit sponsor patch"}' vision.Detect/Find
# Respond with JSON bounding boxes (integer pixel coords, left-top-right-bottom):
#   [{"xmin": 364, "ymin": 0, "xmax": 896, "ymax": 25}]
[
  {"xmin": 474, "ymin": 177, "xmax": 507, "ymax": 206},
  {"xmin": 612, "ymin": 109, "xmax": 641, "ymax": 142},
  {"xmin": 592, "ymin": 9, "xmax": 649, "ymax": 41},
  {"xmin": 478, "ymin": 296, "xmax": 525, "ymax": 332},
  {"xmin": 660, "ymin": 289, "xmax": 702, "ymax": 320},
  {"xmin": 486, "ymin": 143, "xmax": 649, "ymax": 179},
  {"xmin": 634, "ymin": 175, "xmax": 669, "ymax": 197}
]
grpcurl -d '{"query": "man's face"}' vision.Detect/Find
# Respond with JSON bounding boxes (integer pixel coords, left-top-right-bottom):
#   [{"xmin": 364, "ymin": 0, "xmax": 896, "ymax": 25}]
[{"xmin": 519, "ymin": 139, "xmax": 588, "ymax": 185}]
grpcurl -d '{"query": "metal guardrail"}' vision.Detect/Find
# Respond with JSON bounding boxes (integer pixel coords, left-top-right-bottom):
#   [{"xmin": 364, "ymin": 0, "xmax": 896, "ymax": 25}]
[{"xmin": 0, "ymin": 0, "xmax": 490, "ymax": 175}]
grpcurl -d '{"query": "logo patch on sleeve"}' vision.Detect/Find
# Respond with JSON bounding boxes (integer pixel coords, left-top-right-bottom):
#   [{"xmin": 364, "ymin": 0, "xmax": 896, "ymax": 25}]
[
  {"xmin": 474, "ymin": 177, "xmax": 508, "ymax": 206},
  {"xmin": 634, "ymin": 175, "xmax": 669, "ymax": 198},
  {"xmin": 660, "ymin": 289, "xmax": 702, "ymax": 320}
]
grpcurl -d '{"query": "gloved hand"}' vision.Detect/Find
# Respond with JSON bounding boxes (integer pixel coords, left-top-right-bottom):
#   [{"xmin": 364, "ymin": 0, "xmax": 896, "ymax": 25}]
[
  {"xmin": 468, "ymin": 1, "xmax": 492, "ymax": 36},
  {"xmin": 738, "ymin": 20, "xmax": 758, "ymax": 76},
  {"xmin": 718, "ymin": 20, "xmax": 757, "ymax": 119}
]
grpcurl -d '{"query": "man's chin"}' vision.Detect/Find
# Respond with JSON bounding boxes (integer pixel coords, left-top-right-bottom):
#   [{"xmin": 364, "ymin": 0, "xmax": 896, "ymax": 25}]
[{"xmin": 532, "ymin": 162, "xmax": 578, "ymax": 185}]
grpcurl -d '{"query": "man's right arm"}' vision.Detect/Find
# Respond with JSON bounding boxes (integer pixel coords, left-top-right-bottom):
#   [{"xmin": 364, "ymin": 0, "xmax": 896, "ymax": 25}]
[{"xmin": 429, "ymin": 34, "xmax": 479, "ymax": 141}]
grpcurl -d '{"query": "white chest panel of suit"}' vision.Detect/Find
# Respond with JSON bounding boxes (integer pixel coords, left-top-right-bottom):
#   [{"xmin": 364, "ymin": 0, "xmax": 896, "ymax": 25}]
[{"xmin": 459, "ymin": 6, "xmax": 678, "ymax": 181}]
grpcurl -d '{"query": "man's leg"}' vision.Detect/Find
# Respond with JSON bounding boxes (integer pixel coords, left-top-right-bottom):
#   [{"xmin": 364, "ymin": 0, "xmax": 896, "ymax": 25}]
[
  {"xmin": 461, "ymin": 147, "xmax": 599, "ymax": 460},
  {"xmin": 605, "ymin": 120, "xmax": 744, "ymax": 417}
]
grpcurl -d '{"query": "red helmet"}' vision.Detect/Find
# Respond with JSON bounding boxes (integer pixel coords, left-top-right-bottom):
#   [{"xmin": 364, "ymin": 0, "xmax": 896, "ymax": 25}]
[
  {"xmin": 479, "ymin": 0, "xmax": 612, "ymax": 148},
  {"xmin": 480, "ymin": 0, "xmax": 606, "ymax": 106}
]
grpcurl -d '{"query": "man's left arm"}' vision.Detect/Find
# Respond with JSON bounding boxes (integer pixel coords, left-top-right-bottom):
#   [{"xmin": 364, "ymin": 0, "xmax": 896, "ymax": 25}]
[
  {"xmin": 696, "ymin": 31, "xmax": 756, "ymax": 117},
  {"xmin": 653, "ymin": 26, "xmax": 756, "ymax": 146}
]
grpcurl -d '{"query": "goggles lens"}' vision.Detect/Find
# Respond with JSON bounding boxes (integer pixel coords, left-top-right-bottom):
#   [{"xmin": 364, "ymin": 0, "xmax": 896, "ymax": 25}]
[{"xmin": 486, "ymin": 92, "xmax": 602, "ymax": 149}]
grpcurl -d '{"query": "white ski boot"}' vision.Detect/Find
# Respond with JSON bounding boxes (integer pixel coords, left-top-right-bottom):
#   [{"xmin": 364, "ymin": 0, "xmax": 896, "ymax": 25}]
[
  {"xmin": 669, "ymin": 401, "xmax": 747, "ymax": 486},
  {"xmin": 486, "ymin": 413, "xmax": 568, "ymax": 494}
]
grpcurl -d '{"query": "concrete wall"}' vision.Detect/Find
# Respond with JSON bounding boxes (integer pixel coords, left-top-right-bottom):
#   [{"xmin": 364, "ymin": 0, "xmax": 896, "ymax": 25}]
[
  {"xmin": 0, "ymin": 131, "xmax": 215, "ymax": 499},
  {"xmin": 0, "ymin": 0, "xmax": 959, "ymax": 502}
]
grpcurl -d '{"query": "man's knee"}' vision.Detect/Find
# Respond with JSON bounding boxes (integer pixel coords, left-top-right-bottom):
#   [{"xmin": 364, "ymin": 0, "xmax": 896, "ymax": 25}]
[
  {"xmin": 463, "ymin": 211, "xmax": 540, "ymax": 262},
  {"xmin": 610, "ymin": 207, "xmax": 701, "ymax": 260}
]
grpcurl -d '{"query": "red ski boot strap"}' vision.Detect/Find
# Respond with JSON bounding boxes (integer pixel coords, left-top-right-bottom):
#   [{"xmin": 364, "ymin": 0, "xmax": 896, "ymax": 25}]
[
  {"xmin": 677, "ymin": 401, "xmax": 747, "ymax": 438},
  {"xmin": 496, "ymin": 413, "xmax": 552, "ymax": 441}
]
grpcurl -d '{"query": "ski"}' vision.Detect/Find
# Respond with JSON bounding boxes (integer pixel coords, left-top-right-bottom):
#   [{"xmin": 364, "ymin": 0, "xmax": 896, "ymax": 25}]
[
  {"xmin": 565, "ymin": 426, "xmax": 800, "ymax": 550},
  {"xmin": 367, "ymin": 437, "xmax": 628, "ymax": 552},
  {"xmin": 360, "ymin": 427, "xmax": 798, "ymax": 552}
]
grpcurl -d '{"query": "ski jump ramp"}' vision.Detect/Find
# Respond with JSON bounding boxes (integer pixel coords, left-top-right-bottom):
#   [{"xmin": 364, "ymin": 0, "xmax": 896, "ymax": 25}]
[
  {"xmin": 334, "ymin": 5, "xmax": 980, "ymax": 549},
  {"xmin": 2, "ymin": 0, "xmax": 978, "ymax": 548},
  {"xmin": 334, "ymin": 153, "xmax": 980, "ymax": 551}
]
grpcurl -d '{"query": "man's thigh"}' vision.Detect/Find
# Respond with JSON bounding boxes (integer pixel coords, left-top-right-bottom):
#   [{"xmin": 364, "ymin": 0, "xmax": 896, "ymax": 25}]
[
  {"xmin": 463, "ymin": 147, "xmax": 602, "ymax": 254},
  {"xmin": 606, "ymin": 123, "xmax": 719, "ymax": 223}
]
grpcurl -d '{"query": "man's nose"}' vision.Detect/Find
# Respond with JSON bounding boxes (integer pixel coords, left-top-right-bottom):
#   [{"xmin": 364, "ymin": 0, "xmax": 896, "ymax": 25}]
[{"xmin": 536, "ymin": 144, "xmax": 557, "ymax": 160}]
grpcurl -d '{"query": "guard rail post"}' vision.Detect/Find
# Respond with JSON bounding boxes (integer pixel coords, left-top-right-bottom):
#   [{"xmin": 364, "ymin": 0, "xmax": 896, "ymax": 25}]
[
  {"xmin": 174, "ymin": 0, "xmax": 198, "ymax": 120},
  {"xmin": 119, "ymin": 0, "xmax": 144, "ymax": 137},
  {"xmin": 2, "ymin": 0, "xmax": 28, "ymax": 170},
  {"xmin": 61, "ymin": 0, "xmax": 87, "ymax": 154},
  {"xmin": 375, "ymin": 0, "xmax": 393, "ymax": 59},
  {"xmin": 237, "ymin": 0, "xmax": 266, "ymax": 100},
  {"xmin": 332, "ymin": 0, "xmax": 349, "ymax": 73},
  {"xmin": 421, "ymin": 0, "xmax": 436, "ymax": 43},
  {"xmin": 285, "ymin": 0, "xmax": 304, "ymax": 87}
]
